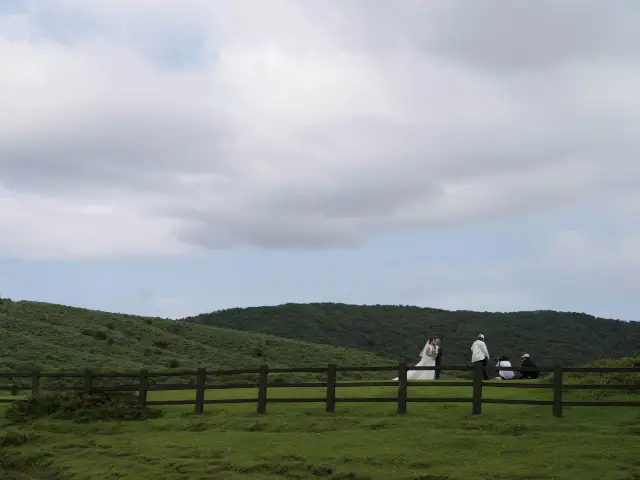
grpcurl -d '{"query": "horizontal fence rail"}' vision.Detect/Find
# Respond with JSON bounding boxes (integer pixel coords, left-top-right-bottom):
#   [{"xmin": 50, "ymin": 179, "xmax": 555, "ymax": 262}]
[{"xmin": 0, "ymin": 364, "xmax": 638, "ymax": 417}]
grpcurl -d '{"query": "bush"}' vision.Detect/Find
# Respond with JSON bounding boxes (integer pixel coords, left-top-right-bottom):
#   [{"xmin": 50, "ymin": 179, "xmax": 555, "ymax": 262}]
[
  {"xmin": 93, "ymin": 330, "xmax": 108, "ymax": 341},
  {"xmin": 0, "ymin": 429, "xmax": 34, "ymax": 447},
  {"xmin": 5, "ymin": 392, "xmax": 163, "ymax": 423},
  {"xmin": 563, "ymin": 356, "xmax": 640, "ymax": 397},
  {"xmin": 0, "ymin": 449, "xmax": 62, "ymax": 479},
  {"xmin": 80, "ymin": 328, "xmax": 109, "ymax": 341}
]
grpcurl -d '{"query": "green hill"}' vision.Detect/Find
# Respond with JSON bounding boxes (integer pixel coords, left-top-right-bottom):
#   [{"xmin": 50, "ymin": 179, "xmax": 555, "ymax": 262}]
[
  {"xmin": 0, "ymin": 299, "xmax": 390, "ymax": 372},
  {"xmin": 185, "ymin": 302, "xmax": 640, "ymax": 366},
  {"xmin": 2, "ymin": 298, "xmax": 638, "ymax": 374}
]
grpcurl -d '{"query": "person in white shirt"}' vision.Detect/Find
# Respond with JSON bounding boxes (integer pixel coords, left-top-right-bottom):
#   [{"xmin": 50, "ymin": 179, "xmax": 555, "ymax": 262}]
[
  {"xmin": 496, "ymin": 356, "xmax": 514, "ymax": 380},
  {"xmin": 470, "ymin": 334, "xmax": 490, "ymax": 380}
]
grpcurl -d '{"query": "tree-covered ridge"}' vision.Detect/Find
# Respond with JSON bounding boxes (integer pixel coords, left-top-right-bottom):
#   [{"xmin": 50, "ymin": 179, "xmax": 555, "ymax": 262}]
[
  {"xmin": 185, "ymin": 302, "xmax": 640, "ymax": 366},
  {"xmin": 0, "ymin": 299, "xmax": 391, "ymax": 372}
]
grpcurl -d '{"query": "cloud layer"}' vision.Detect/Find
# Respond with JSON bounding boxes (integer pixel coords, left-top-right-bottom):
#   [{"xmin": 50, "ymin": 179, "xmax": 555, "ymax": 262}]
[{"xmin": 2, "ymin": 1, "xmax": 640, "ymax": 259}]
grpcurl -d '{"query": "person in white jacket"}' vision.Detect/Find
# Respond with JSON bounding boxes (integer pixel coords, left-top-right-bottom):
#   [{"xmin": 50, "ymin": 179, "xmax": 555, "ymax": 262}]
[
  {"xmin": 496, "ymin": 356, "xmax": 514, "ymax": 380},
  {"xmin": 470, "ymin": 334, "xmax": 490, "ymax": 380}
]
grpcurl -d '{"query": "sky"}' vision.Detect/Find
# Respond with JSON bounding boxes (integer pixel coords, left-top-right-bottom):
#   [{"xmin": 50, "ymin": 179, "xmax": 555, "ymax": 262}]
[{"xmin": 1, "ymin": 1, "xmax": 640, "ymax": 320}]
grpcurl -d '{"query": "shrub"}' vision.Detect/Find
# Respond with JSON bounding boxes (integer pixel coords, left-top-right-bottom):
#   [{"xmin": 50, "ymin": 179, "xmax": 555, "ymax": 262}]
[
  {"xmin": 5, "ymin": 392, "xmax": 163, "ymax": 423},
  {"xmin": 81, "ymin": 328, "xmax": 108, "ymax": 341},
  {"xmin": 0, "ymin": 449, "xmax": 62, "ymax": 479},
  {"xmin": 562, "ymin": 356, "xmax": 639, "ymax": 397},
  {"xmin": 0, "ymin": 429, "xmax": 34, "ymax": 447},
  {"xmin": 92, "ymin": 330, "xmax": 108, "ymax": 341}
]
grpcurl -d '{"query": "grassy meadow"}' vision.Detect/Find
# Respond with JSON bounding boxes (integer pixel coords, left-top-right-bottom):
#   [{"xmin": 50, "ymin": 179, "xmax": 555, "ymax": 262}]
[
  {"xmin": 1, "ymin": 382, "xmax": 639, "ymax": 480},
  {"xmin": 1, "ymin": 299, "xmax": 638, "ymax": 479}
]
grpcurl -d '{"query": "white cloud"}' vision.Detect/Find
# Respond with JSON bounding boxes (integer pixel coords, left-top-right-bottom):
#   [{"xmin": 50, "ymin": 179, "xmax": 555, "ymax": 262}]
[
  {"xmin": 0, "ymin": 188, "xmax": 190, "ymax": 260},
  {"xmin": 2, "ymin": 1, "xmax": 640, "ymax": 258}
]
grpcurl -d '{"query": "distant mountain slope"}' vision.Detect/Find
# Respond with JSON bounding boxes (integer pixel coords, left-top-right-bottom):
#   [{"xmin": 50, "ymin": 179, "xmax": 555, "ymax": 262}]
[
  {"xmin": 185, "ymin": 302, "xmax": 640, "ymax": 365},
  {"xmin": 0, "ymin": 299, "xmax": 390, "ymax": 372}
]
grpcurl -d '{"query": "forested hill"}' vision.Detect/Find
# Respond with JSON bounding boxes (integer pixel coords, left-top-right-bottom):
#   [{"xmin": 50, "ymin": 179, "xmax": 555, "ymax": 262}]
[{"xmin": 184, "ymin": 303, "xmax": 640, "ymax": 366}]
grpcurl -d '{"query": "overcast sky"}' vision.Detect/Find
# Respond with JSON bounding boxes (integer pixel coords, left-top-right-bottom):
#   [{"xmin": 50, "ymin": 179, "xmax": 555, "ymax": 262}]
[{"xmin": 1, "ymin": 1, "xmax": 640, "ymax": 320}]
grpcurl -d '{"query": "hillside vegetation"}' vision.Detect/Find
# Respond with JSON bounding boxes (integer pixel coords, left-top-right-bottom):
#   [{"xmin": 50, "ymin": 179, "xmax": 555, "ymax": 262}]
[
  {"xmin": 185, "ymin": 302, "xmax": 640, "ymax": 365},
  {"xmin": 0, "ymin": 299, "xmax": 390, "ymax": 373},
  {"xmin": 2, "ymin": 298, "xmax": 638, "ymax": 375}
]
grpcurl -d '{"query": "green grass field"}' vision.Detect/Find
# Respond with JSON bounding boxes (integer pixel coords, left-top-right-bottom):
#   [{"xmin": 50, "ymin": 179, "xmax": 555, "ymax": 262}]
[{"xmin": 2, "ymin": 383, "xmax": 639, "ymax": 480}]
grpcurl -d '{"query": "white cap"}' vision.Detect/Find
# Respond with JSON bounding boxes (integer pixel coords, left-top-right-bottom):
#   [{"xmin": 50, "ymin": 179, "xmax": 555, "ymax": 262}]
[
  {"xmin": 478, "ymin": 334, "xmax": 484, "ymax": 339},
  {"xmin": 522, "ymin": 353, "xmax": 530, "ymax": 358}
]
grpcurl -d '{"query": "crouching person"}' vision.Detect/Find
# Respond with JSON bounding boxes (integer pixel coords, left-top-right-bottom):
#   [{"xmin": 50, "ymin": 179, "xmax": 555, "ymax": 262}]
[
  {"xmin": 520, "ymin": 354, "xmax": 540, "ymax": 379},
  {"xmin": 496, "ymin": 356, "xmax": 514, "ymax": 380}
]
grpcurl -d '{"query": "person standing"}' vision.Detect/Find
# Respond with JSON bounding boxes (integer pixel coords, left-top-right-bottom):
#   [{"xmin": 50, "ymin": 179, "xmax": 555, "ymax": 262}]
[
  {"xmin": 393, "ymin": 337, "xmax": 437, "ymax": 381},
  {"xmin": 471, "ymin": 334, "xmax": 490, "ymax": 380},
  {"xmin": 434, "ymin": 338, "xmax": 443, "ymax": 380}
]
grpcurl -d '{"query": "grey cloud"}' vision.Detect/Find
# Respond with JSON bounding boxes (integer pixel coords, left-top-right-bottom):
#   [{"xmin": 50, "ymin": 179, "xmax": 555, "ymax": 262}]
[
  {"xmin": 179, "ymin": 212, "xmax": 363, "ymax": 250},
  {"xmin": 336, "ymin": 1, "xmax": 640, "ymax": 70},
  {"xmin": 419, "ymin": 1, "xmax": 640, "ymax": 70},
  {"xmin": 2, "ymin": 1, "xmax": 640, "ymax": 256},
  {"xmin": 268, "ymin": 177, "xmax": 440, "ymax": 219},
  {"xmin": 0, "ymin": 107, "xmax": 234, "ymax": 193}
]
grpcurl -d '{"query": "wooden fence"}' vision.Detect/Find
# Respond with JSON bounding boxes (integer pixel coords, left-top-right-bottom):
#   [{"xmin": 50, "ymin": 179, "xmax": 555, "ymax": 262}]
[{"xmin": 0, "ymin": 364, "xmax": 638, "ymax": 418}]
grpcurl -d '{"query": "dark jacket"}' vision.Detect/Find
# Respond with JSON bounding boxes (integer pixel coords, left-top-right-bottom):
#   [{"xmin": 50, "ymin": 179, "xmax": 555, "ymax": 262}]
[{"xmin": 521, "ymin": 358, "xmax": 540, "ymax": 379}]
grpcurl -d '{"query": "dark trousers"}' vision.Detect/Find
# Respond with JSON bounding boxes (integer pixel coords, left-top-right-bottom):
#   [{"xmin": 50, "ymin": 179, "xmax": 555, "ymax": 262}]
[
  {"xmin": 474, "ymin": 359, "xmax": 489, "ymax": 380},
  {"xmin": 435, "ymin": 357, "xmax": 441, "ymax": 380}
]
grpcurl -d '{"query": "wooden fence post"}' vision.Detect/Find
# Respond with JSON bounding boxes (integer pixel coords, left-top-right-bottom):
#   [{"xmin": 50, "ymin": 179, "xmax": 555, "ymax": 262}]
[
  {"xmin": 31, "ymin": 370, "xmax": 40, "ymax": 396},
  {"xmin": 553, "ymin": 364, "xmax": 563, "ymax": 418},
  {"xmin": 84, "ymin": 369, "xmax": 93, "ymax": 396},
  {"xmin": 472, "ymin": 362, "xmax": 483, "ymax": 415},
  {"xmin": 138, "ymin": 369, "xmax": 148, "ymax": 407},
  {"xmin": 195, "ymin": 368, "xmax": 206, "ymax": 414},
  {"xmin": 257, "ymin": 365, "xmax": 268, "ymax": 414},
  {"xmin": 326, "ymin": 363, "xmax": 337, "ymax": 413},
  {"xmin": 396, "ymin": 362, "xmax": 407, "ymax": 415}
]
